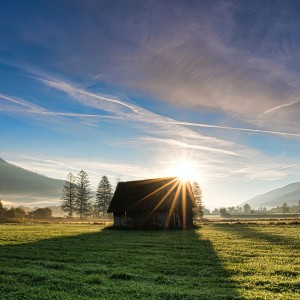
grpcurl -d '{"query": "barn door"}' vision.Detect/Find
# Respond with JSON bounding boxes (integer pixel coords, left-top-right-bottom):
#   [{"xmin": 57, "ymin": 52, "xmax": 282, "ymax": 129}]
[{"xmin": 169, "ymin": 212, "xmax": 179, "ymax": 227}]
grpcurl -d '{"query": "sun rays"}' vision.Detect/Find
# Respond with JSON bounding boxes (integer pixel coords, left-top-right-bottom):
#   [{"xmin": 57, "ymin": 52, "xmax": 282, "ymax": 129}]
[
  {"xmin": 165, "ymin": 158, "xmax": 200, "ymax": 183},
  {"xmin": 127, "ymin": 177, "xmax": 195, "ymax": 229}
]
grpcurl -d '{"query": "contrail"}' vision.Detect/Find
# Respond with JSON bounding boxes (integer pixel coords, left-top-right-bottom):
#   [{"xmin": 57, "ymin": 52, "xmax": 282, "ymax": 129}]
[
  {"xmin": 28, "ymin": 76, "xmax": 300, "ymax": 138},
  {"xmin": 0, "ymin": 93, "xmax": 121, "ymax": 119},
  {"xmin": 262, "ymin": 100, "xmax": 300, "ymax": 115},
  {"xmin": 0, "ymin": 94, "xmax": 44, "ymax": 110},
  {"xmin": 37, "ymin": 78, "xmax": 143, "ymax": 115},
  {"xmin": 152, "ymin": 120, "xmax": 300, "ymax": 138},
  {"xmin": 141, "ymin": 137, "xmax": 240, "ymax": 156}
]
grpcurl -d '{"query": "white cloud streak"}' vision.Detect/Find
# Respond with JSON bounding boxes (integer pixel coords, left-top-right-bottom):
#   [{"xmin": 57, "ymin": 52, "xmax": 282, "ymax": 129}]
[
  {"xmin": 261, "ymin": 99, "xmax": 300, "ymax": 116},
  {"xmin": 139, "ymin": 137, "xmax": 241, "ymax": 156},
  {"xmin": 0, "ymin": 93, "xmax": 46, "ymax": 111},
  {"xmin": 0, "ymin": 93, "xmax": 122, "ymax": 120},
  {"xmin": 36, "ymin": 77, "xmax": 300, "ymax": 138},
  {"xmin": 154, "ymin": 120, "xmax": 300, "ymax": 138},
  {"xmin": 36, "ymin": 78, "xmax": 143, "ymax": 114},
  {"xmin": 273, "ymin": 164, "xmax": 300, "ymax": 171},
  {"xmin": 30, "ymin": 75, "xmax": 300, "ymax": 183},
  {"xmin": 7, "ymin": 155, "xmax": 158, "ymax": 185}
]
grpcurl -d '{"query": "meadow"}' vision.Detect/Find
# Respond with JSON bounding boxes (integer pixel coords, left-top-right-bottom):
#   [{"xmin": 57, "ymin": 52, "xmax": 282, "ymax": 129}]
[{"xmin": 0, "ymin": 223, "xmax": 299, "ymax": 299}]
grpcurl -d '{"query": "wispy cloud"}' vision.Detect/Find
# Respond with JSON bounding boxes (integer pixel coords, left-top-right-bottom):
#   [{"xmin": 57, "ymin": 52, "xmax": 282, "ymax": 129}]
[
  {"xmin": 3, "ymin": 71, "xmax": 300, "ymax": 189},
  {"xmin": 231, "ymin": 163, "xmax": 300, "ymax": 181},
  {"xmin": 273, "ymin": 164, "xmax": 300, "ymax": 172},
  {"xmin": 36, "ymin": 78, "xmax": 143, "ymax": 114},
  {"xmin": 7, "ymin": 155, "xmax": 157, "ymax": 185},
  {"xmin": 4, "ymin": 1, "xmax": 300, "ymax": 131},
  {"xmin": 261, "ymin": 99, "xmax": 300, "ymax": 116},
  {"xmin": 26, "ymin": 75, "xmax": 300, "ymax": 183},
  {"xmin": 0, "ymin": 94, "xmax": 46, "ymax": 111},
  {"xmin": 89, "ymin": 1, "xmax": 300, "ymax": 133},
  {"xmin": 34, "ymin": 76, "xmax": 300, "ymax": 139},
  {"xmin": 0, "ymin": 93, "xmax": 122, "ymax": 120},
  {"xmin": 31, "ymin": 76, "xmax": 238, "ymax": 146},
  {"xmin": 139, "ymin": 137, "xmax": 241, "ymax": 156},
  {"xmin": 150, "ymin": 120, "xmax": 300, "ymax": 138}
]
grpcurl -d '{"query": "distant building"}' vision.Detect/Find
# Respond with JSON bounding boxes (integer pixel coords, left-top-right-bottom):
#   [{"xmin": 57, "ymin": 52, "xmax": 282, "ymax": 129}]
[{"xmin": 107, "ymin": 177, "xmax": 196, "ymax": 229}]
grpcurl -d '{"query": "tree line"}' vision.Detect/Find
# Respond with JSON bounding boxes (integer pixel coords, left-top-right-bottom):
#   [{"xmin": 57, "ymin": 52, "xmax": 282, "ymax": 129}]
[
  {"xmin": 0, "ymin": 200, "xmax": 52, "ymax": 222},
  {"xmin": 61, "ymin": 170, "xmax": 113, "ymax": 219},
  {"xmin": 212, "ymin": 201, "xmax": 300, "ymax": 217}
]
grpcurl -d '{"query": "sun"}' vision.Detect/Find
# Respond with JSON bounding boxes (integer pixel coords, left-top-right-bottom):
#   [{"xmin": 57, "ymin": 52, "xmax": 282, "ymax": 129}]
[{"xmin": 168, "ymin": 159, "xmax": 199, "ymax": 182}]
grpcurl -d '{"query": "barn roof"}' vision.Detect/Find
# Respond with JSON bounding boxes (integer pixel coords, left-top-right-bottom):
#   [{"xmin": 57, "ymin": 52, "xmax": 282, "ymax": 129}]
[{"xmin": 107, "ymin": 177, "xmax": 196, "ymax": 213}]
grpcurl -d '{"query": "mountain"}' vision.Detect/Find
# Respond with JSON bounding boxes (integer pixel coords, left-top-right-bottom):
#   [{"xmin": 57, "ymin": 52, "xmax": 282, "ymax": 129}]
[
  {"xmin": 0, "ymin": 158, "xmax": 64, "ymax": 206},
  {"xmin": 241, "ymin": 182, "xmax": 300, "ymax": 209}
]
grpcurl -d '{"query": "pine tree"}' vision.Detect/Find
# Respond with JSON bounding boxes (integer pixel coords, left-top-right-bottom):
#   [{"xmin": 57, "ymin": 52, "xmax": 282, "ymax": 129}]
[
  {"xmin": 191, "ymin": 181, "xmax": 203, "ymax": 219},
  {"xmin": 75, "ymin": 170, "xmax": 93, "ymax": 219},
  {"xmin": 0, "ymin": 199, "xmax": 5, "ymax": 221},
  {"xmin": 95, "ymin": 175, "xmax": 113, "ymax": 217},
  {"xmin": 61, "ymin": 173, "xmax": 77, "ymax": 217}
]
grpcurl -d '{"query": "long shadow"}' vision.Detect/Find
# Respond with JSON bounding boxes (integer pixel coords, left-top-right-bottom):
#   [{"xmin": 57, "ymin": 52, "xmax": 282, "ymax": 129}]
[
  {"xmin": 0, "ymin": 226, "xmax": 242, "ymax": 300},
  {"xmin": 213, "ymin": 224, "xmax": 300, "ymax": 252}
]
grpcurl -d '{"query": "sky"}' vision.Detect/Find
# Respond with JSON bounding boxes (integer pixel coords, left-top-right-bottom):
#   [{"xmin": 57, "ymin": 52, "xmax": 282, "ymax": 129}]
[{"xmin": 1, "ymin": 0, "xmax": 300, "ymax": 208}]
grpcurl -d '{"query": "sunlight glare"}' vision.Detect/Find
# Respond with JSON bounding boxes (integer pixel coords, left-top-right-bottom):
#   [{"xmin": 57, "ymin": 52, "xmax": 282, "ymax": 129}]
[{"xmin": 170, "ymin": 160, "xmax": 199, "ymax": 182}]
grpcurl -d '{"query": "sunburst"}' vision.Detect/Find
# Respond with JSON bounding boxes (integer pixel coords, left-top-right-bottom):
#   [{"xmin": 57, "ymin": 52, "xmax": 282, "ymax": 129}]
[{"xmin": 167, "ymin": 159, "xmax": 199, "ymax": 182}]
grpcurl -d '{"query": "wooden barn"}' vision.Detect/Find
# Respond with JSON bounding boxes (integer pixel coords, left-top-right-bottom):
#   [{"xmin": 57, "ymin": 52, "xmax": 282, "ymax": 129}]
[{"xmin": 107, "ymin": 177, "xmax": 196, "ymax": 229}]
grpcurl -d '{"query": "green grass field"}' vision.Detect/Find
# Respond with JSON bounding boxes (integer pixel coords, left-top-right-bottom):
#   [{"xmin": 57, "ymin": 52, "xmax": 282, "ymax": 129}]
[{"xmin": 0, "ymin": 224, "xmax": 299, "ymax": 299}]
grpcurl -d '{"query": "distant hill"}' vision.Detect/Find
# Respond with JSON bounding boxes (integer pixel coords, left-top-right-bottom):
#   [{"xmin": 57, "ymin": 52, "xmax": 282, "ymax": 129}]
[
  {"xmin": 241, "ymin": 182, "xmax": 300, "ymax": 209},
  {"xmin": 0, "ymin": 158, "xmax": 64, "ymax": 206}
]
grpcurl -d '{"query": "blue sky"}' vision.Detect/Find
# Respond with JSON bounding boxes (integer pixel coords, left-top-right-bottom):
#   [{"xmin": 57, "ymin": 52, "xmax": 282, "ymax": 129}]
[{"xmin": 1, "ymin": 0, "xmax": 300, "ymax": 208}]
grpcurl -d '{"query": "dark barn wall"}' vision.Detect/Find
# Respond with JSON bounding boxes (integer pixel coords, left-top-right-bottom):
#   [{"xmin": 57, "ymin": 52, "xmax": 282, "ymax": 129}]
[
  {"xmin": 113, "ymin": 208, "xmax": 194, "ymax": 229},
  {"xmin": 185, "ymin": 206, "xmax": 194, "ymax": 228},
  {"xmin": 113, "ymin": 213, "xmax": 127, "ymax": 227},
  {"xmin": 113, "ymin": 211, "xmax": 167, "ymax": 229}
]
